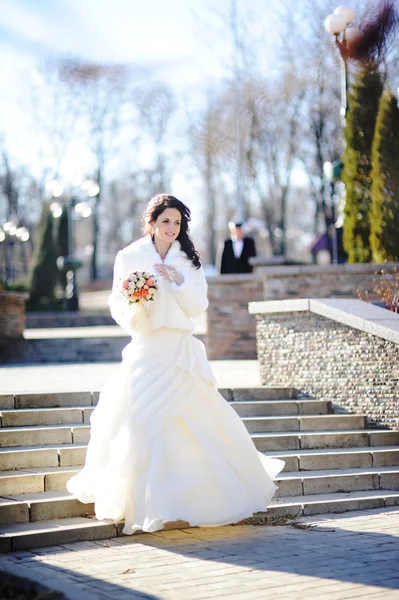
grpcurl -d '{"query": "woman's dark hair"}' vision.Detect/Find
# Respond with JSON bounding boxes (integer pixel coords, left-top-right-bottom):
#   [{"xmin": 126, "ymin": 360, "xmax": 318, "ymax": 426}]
[{"xmin": 142, "ymin": 194, "xmax": 201, "ymax": 269}]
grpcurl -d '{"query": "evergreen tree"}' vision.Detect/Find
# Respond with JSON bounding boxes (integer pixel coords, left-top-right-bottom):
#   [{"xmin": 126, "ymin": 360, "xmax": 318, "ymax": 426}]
[
  {"xmin": 27, "ymin": 203, "xmax": 59, "ymax": 311},
  {"xmin": 342, "ymin": 64, "xmax": 384, "ymax": 263},
  {"xmin": 370, "ymin": 89, "xmax": 399, "ymax": 262}
]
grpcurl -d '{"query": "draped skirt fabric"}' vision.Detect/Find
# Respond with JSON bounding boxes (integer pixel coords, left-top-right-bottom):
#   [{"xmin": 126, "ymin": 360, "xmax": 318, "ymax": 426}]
[{"xmin": 67, "ymin": 328, "xmax": 284, "ymax": 534}]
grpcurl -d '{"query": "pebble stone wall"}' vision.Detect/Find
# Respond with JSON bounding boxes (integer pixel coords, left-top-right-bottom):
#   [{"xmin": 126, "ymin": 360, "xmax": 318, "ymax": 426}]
[{"xmin": 256, "ymin": 311, "xmax": 399, "ymax": 430}]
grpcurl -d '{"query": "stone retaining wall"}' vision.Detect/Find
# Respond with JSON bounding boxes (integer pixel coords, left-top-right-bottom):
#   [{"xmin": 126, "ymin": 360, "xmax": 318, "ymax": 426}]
[
  {"xmin": 252, "ymin": 262, "xmax": 399, "ymax": 302},
  {"xmin": 206, "ymin": 275, "xmax": 263, "ymax": 360},
  {"xmin": 206, "ymin": 263, "xmax": 398, "ymax": 359},
  {"xmin": 0, "ymin": 292, "xmax": 29, "ymax": 339},
  {"xmin": 251, "ymin": 301, "xmax": 399, "ymax": 430}
]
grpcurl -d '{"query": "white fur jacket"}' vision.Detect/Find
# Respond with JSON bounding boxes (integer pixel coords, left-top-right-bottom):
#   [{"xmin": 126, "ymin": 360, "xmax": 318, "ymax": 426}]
[{"xmin": 109, "ymin": 235, "xmax": 208, "ymax": 336}]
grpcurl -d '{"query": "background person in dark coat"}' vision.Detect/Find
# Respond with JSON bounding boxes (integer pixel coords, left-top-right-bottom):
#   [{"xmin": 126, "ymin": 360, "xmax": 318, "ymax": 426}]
[{"xmin": 218, "ymin": 222, "xmax": 257, "ymax": 274}]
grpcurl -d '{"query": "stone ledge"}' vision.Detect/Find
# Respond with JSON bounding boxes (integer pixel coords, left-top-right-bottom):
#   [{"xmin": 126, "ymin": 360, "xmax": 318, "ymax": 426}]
[
  {"xmin": 0, "ymin": 292, "xmax": 29, "ymax": 300},
  {"xmin": 252, "ymin": 261, "xmax": 399, "ymax": 276},
  {"xmin": 207, "ymin": 274, "xmax": 262, "ymax": 285},
  {"xmin": 249, "ymin": 298, "xmax": 399, "ymax": 346}
]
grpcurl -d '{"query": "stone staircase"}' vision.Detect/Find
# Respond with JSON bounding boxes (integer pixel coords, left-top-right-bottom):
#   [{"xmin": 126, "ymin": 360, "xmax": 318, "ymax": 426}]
[
  {"xmin": 0, "ymin": 387, "xmax": 399, "ymax": 551},
  {"xmin": 4, "ymin": 329, "xmax": 130, "ymax": 364},
  {"xmin": 25, "ymin": 312, "xmax": 115, "ymax": 329},
  {"xmin": 4, "ymin": 312, "xmax": 206, "ymax": 364}
]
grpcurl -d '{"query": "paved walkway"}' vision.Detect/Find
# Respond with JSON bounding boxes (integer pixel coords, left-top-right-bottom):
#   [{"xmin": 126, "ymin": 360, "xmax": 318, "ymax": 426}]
[
  {"xmin": 0, "ymin": 508, "xmax": 398, "ymax": 599},
  {"xmin": 0, "ymin": 360, "xmax": 260, "ymax": 394}
]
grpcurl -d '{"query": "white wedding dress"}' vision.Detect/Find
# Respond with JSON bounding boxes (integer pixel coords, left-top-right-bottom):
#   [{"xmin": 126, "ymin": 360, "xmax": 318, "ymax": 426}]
[{"xmin": 67, "ymin": 235, "xmax": 284, "ymax": 534}]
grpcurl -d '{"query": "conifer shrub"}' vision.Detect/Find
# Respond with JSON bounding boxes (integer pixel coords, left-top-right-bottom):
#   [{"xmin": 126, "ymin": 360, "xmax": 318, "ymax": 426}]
[
  {"xmin": 342, "ymin": 64, "xmax": 383, "ymax": 262},
  {"xmin": 369, "ymin": 88, "xmax": 399, "ymax": 262}
]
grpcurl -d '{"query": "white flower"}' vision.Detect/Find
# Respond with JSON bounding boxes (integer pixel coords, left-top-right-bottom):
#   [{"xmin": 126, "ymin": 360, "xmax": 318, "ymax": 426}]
[{"xmin": 136, "ymin": 278, "xmax": 145, "ymax": 288}]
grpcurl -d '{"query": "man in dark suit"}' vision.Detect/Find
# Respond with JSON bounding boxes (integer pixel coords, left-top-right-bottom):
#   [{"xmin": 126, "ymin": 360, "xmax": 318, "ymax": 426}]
[{"xmin": 219, "ymin": 222, "xmax": 257, "ymax": 274}]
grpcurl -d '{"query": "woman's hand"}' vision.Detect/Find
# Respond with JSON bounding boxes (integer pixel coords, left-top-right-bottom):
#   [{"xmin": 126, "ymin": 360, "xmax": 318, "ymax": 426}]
[{"xmin": 155, "ymin": 264, "xmax": 184, "ymax": 285}]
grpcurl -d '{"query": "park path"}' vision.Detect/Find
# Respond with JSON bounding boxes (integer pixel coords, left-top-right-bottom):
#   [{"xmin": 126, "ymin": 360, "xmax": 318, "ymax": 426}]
[{"xmin": 0, "ymin": 507, "xmax": 398, "ymax": 599}]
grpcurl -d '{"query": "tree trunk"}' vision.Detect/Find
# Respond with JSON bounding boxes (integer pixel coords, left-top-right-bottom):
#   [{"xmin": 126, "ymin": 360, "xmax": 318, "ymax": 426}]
[
  {"xmin": 205, "ymin": 161, "xmax": 217, "ymax": 266},
  {"xmin": 91, "ymin": 168, "xmax": 102, "ymax": 281}
]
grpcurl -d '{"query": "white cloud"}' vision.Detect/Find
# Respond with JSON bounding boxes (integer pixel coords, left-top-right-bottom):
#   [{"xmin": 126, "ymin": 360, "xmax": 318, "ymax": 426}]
[{"xmin": 0, "ymin": 0, "xmax": 50, "ymax": 42}]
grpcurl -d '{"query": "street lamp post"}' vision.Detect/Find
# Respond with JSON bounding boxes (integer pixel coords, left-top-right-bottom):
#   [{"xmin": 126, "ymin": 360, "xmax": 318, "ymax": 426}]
[
  {"xmin": 323, "ymin": 160, "xmax": 344, "ymax": 263},
  {"xmin": 323, "ymin": 6, "xmax": 361, "ymax": 264},
  {"xmin": 324, "ymin": 5, "xmax": 361, "ymax": 130},
  {"xmin": 46, "ymin": 178, "xmax": 99, "ymax": 311}
]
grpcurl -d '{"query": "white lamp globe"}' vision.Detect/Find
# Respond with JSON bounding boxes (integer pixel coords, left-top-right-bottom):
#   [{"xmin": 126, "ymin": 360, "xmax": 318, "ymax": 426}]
[
  {"xmin": 324, "ymin": 13, "xmax": 347, "ymax": 35},
  {"xmin": 334, "ymin": 5, "xmax": 356, "ymax": 25},
  {"xmin": 81, "ymin": 179, "xmax": 100, "ymax": 198},
  {"xmin": 81, "ymin": 206, "xmax": 92, "ymax": 218}
]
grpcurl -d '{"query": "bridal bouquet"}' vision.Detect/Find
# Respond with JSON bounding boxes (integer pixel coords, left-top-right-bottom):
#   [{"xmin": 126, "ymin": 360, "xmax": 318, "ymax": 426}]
[{"xmin": 119, "ymin": 271, "xmax": 158, "ymax": 305}]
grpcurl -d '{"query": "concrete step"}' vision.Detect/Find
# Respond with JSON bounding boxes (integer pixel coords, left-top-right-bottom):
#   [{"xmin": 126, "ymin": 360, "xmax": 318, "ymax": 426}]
[
  {"xmin": 0, "ymin": 466, "xmax": 80, "ymax": 495},
  {"xmin": 0, "ymin": 407, "xmax": 94, "ymax": 427},
  {"xmin": 3, "ymin": 337, "xmax": 129, "ymax": 364},
  {"xmin": 0, "ymin": 396, "xmax": 14, "ymax": 410},
  {"xmin": 243, "ymin": 414, "xmax": 366, "ymax": 433},
  {"xmin": 0, "ymin": 517, "xmax": 117, "ymax": 552},
  {"xmin": 1, "ymin": 491, "xmax": 399, "ymax": 551},
  {"xmin": 227, "ymin": 388, "xmax": 296, "ymax": 401},
  {"xmin": 230, "ymin": 400, "xmax": 332, "ymax": 417},
  {"xmin": 252, "ymin": 429, "xmax": 399, "ymax": 451},
  {"xmin": 268, "ymin": 489, "xmax": 399, "ymax": 519},
  {"xmin": 25, "ymin": 312, "xmax": 115, "ymax": 328},
  {"xmin": 274, "ymin": 466, "xmax": 399, "ymax": 498},
  {"xmin": 2, "ymin": 462, "xmax": 399, "ymax": 501},
  {"xmin": 263, "ymin": 446, "xmax": 399, "ymax": 472},
  {"xmin": 0, "ymin": 387, "xmax": 295, "ymax": 409},
  {"xmin": 0, "ymin": 409, "xmax": 362, "ymax": 432},
  {"xmin": 0, "ymin": 425, "xmax": 90, "ymax": 448},
  {"xmin": 1, "ymin": 425, "xmax": 398, "ymax": 453},
  {"xmin": 0, "ymin": 444, "xmax": 87, "ymax": 470},
  {"xmin": 0, "ymin": 419, "xmax": 375, "ymax": 450},
  {"xmin": 2, "ymin": 443, "xmax": 398, "ymax": 475},
  {"xmin": 3, "ymin": 392, "xmax": 96, "ymax": 409},
  {"xmin": 0, "ymin": 491, "xmax": 94, "ymax": 526}
]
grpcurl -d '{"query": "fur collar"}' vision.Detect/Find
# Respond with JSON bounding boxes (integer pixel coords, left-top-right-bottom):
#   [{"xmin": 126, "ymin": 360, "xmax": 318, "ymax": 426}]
[{"xmin": 125, "ymin": 235, "xmax": 184, "ymax": 263}]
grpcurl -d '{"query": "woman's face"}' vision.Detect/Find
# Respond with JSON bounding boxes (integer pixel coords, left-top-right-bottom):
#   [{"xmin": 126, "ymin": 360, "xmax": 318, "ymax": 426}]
[{"xmin": 151, "ymin": 207, "xmax": 181, "ymax": 244}]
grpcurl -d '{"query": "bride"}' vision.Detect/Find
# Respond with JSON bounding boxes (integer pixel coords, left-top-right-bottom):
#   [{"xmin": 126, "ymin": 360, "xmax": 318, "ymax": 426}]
[{"xmin": 67, "ymin": 194, "xmax": 284, "ymax": 534}]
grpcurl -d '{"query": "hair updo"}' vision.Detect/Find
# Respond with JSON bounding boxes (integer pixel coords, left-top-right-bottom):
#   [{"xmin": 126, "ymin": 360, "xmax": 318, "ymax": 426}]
[{"xmin": 142, "ymin": 194, "xmax": 201, "ymax": 269}]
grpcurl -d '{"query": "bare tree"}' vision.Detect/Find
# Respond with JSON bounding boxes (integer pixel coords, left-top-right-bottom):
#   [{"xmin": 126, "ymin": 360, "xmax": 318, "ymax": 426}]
[
  {"xmin": 59, "ymin": 59, "xmax": 131, "ymax": 280},
  {"xmin": 188, "ymin": 89, "xmax": 233, "ymax": 264},
  {"xmin": 296, "ymin": 0, "xmax": 342, "ymax": 240},
  {"xmin": 240, "ymin": 71, "xmax": 306, "ymax": 256},
  {"xmin": 20, "ymin": 58, "xmax": 81, "ymax": 187},
  {"xmin": 0, "ymin": 146, "xmax": 40, "ymax": 282},
  {"xmin": 133, "ymin": 82, "xmax": 177, "ymax": 195}
]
